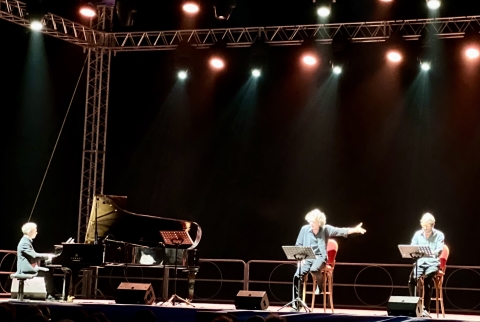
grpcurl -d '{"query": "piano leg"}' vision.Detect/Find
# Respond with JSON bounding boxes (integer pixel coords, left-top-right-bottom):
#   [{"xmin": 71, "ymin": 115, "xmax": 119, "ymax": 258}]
[
  {"xmin": 162, "ymin": 269, "xmax": 170, "ymax": 301},
  {"xmin": 187, "ymin": 268, "xmax": 199, "ymax": 302},
  {"xmin": 60, "ymin": 268, "xmax": 72, "ymax": 301}
]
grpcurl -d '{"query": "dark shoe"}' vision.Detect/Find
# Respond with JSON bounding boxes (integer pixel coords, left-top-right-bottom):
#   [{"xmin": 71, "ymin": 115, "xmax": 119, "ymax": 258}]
[{"xmin": 46, "ymin": 295, "xmax": 58, "ymax": 302}]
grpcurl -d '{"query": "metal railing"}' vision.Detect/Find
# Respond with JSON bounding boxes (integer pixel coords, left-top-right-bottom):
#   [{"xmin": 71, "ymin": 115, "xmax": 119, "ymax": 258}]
[{"xmin": 2, "ymin": 250, "xmax": 480, "ymax": 313}]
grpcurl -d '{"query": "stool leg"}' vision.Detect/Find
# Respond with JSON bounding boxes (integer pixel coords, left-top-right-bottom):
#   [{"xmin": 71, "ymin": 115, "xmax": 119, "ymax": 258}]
[
  {"xmin": 302, "ymin": 275, "xmax": 307, "ymax": 303},
  {"xmin": 329, "ymin": 272, "xmax": 334, "ymax": 313},
  {"xmin": 18, "ymin": 280, "xmax": 25, "ymax": 301},
  {"xmin": 311, "ymin": 276, "xmax": 316, "ymax": 311},
  {"xmin": 323, "ymin": 271, "xmax": 327, "ymax": 313},
  {"xmin": 434, "ymin": 279, "xmax": 439, "ymax": 318},
  {"xmin": 439, "ymin": 278, "xmax": 445, "ymax": 318}
]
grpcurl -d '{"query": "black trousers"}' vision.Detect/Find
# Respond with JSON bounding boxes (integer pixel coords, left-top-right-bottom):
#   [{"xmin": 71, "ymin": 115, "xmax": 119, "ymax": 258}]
[
  {"xmin": 408, "ymin": 270, "xmax": 436, "ymax": 312},
  {"xmin": 37, "ymin": 269, "xmax": 55, "ymax": 297},
  {"xmin": 293, "ymin": 259, "xmax": 326, "ymax": 303}
]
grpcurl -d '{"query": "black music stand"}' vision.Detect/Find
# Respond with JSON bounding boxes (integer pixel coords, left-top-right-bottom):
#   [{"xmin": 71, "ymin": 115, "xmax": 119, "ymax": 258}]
[
  {"xmin": 398, "ymin": 245, "xmax": 433, "ymax": 296},
  {"xmin": 278, "ymin": 246, "xmax": 316, "ymax": 313},
  {"xmin": 159, "ymin": 230, "xmax": 193, "ymax": 306}
]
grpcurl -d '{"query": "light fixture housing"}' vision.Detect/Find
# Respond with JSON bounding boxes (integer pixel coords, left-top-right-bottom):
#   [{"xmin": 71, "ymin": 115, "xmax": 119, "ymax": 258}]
[
  {"xmin": 79, "ymin": 2, "xmax": 97, "ymax": 18},
  {"xmin": 465, "ymin": 47, "xmax": 480, "ymax": 59},
  {"xmin": 420, "ymin": 61, "xmax": 431, "ymax": 71},
  {"xmin": 213, "ymin": 0, "xmax": 236, "ymax": 20},
  {"xmin": 251, "ymin": 69, "xmax": 261, "ymax": 77},
  {"xmin": 426, "ymin": 0, "xmax": 441, "ymax": 10},
  {"xmin": 182, "ymin": 1, "xmax": 199, "ymax": 14},
  {"xmin": 177, "ymin": 70, "xmax": 188, "ymax": 80},
  {"xmin": 30, "ymin": 20, "xmax": 43, "ymax": 31},
  {"xmin": 387, "ymin": 50, "xmax": 402, "ymax": 63},
  {"xmin": 315, "ymin": 0, "xmax": 335, "ymax": 18}
]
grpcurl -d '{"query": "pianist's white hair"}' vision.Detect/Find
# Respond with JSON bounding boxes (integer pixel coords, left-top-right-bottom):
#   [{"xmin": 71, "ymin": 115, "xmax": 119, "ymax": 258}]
[
  {"xmin": 420, "ymin": 213, "xmax": 435, "ymax": 225},
  {"xmin": 305, "ymin": 209, "xmax": 326, "ymax": 227},
  {"xmin": 21, "ymin": 222, "xmax": 37, "ymax": 235}
]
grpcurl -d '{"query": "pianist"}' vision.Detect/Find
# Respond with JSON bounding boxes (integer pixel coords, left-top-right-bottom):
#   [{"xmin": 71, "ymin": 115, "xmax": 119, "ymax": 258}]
[{"xmin": 16, "ymin": 222, "xmax": 56, "ymax": 301}]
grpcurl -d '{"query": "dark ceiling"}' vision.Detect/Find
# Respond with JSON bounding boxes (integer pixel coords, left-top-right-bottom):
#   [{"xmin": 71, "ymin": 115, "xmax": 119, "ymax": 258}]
[{"xmin": 32, "ymin": 0, "xmax": 480, "ymax": 31}]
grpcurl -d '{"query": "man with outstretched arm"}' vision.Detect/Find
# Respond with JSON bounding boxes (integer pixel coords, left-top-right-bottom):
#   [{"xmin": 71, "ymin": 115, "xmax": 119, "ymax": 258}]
[{"xmin": 292, "ymin": 209, "xmax": 366, "ymax": 310}]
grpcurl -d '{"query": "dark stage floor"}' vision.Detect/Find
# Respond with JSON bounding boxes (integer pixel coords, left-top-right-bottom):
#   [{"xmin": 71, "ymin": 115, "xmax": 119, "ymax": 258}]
[{"xmin": 3, "ymin": 299, "xmax": 479, "ymax": 322}]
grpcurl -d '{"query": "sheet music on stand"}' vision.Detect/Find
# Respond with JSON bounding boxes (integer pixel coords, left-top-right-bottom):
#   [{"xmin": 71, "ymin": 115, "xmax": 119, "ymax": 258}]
[
  {"xmin": 282, "ymin": 246, "xmax": 316, "ymax": 260},
  {"xmin": 160, "ymin": 231, "xmax": 193, "ymax": 246},
  {"xmin": 398, "ymin": 245, "xmax": 434, "ymax": 259}
]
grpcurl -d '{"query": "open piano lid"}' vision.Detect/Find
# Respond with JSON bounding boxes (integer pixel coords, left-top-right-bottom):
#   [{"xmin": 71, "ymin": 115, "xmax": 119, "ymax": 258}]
[{"xmin": 84, "ymin": 195, "xmax": 201, "ymax": 249}]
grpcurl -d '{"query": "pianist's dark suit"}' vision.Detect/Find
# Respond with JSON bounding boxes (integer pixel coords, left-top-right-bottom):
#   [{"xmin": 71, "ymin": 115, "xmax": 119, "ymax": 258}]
[{"xmin": 17, "ymin": 235, "xmax": 55, "ymax": 297}]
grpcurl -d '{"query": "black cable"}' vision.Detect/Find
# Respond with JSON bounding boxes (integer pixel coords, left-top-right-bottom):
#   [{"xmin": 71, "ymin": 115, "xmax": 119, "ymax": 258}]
[{"xmin": 27, "ymin": 55, "xmax": 88, "ymax": 222}]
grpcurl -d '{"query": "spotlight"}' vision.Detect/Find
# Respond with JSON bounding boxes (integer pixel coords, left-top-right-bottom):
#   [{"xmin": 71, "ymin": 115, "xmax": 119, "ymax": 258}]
[
  {"xmin": 248, "ymin": 38, "xmax": 268, "ymax": 79},
  {"xmin": 79, "ymin": 3, "xmax": 97, "ymax": 18},
  {"xmin": 251, "ymin": 69, "xmax": 261, "ymax": 77},
  {"xmin": 426, "ymin": 0, "xmax": 441, "ymax": 10},
  {"xmin": 317, "ymin": 6, "xmax": 331, "ymax": 17},
  {"xmin": 213, "ymin": 0, "xmax": 236, "ymax": 20},
  {"xmin": 210, "ymin": 57, "xmax": 225, "ymax": 70},
  {"xmin": 26, "ymin": 0, "xmax": 47, "ymax": 28},
  {"xmin": 175, "ymin": 49, "xmax": 192, "ymax": 80},
  {"xmin": 465, "ymin": 47, "xmax": 480, "ymax": 59},
  {"xmin": 30, "ymin": 20, "xmax": 43, "ymax": 31},
  {"xmin": 332, "ymin": 66, "xmax": 342, "ymax": 74},
  {"xmin": 420, "ymin": 62, "xmax": 431, "ymax": 71},
  {"xmin": 183, "ymin": 1, "xmax": 199, "ymax": 14},
  {"xmin": 387, "ymin": 50, "xmax": 402, "ymax": 63},
  {"xmin": 302, "ymin": 54, "xmax": 318, "ymax": 66},
  {"xmin": 178, "ymin": 70, "xmax": 188, "ymax": 80}
]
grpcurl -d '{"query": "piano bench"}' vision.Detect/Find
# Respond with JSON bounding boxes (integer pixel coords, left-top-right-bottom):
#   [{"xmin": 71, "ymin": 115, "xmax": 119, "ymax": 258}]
[{"xmin": 10, "ymin": 273, "xmax": 36, "ymax": 301}]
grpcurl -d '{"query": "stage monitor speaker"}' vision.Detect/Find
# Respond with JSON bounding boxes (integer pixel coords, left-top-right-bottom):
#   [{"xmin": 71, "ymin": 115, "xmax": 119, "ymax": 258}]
[
  {"xmin": 234, "ymin": 290, "xmax": 269, "ymax": 310},
  {"xmin": 115, "ymin": 282, "xmax": 155, "ymax": 305},
  {"xmin": 10, "ymin": 277, "xmax": 47, "ymax": 300},
  {"xmin": 387, "ymin": 296, "xmax": 422, "ymax": 317}
]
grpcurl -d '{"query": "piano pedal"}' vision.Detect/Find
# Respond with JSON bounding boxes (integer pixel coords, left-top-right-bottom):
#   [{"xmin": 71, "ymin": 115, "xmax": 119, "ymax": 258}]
[{"xmin": 67, "ymin": 295, "xmax": 75, "ymax": 303}]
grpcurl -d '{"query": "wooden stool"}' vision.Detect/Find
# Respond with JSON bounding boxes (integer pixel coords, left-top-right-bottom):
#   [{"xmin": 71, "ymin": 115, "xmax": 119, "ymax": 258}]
[{"xmin": 301, "ymin": 239, "xmax": 338, "ymax": 312}]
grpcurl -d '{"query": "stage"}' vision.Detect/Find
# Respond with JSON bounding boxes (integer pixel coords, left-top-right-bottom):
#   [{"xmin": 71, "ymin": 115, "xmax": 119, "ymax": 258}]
[{"xmin": 3, "ymin": 299, "xmax": 480, "ymax": 322}]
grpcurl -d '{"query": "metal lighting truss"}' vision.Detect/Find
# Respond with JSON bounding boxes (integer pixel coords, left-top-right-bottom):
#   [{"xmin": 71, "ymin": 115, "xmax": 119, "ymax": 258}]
[
  {"xmin": 2, "ymin": 0, "xmax": 480, "ymax": 50},
  {"xmin": 0, "ymin": 0, "xmax": 103, "ymax": 47},
  {"xmin": 78, "ymin": 47, "xmax": 111, "ymax": 242},
  {"xmin": 77, "ymin": 7, "xmax": 113, "ymax": 242},
  {"xmin": 109, "ymin": 16, "xmax": 480, "ymax": 51},
  {"xmin": 2, "ymin": 0, "xmax": 480, "ymax": 239}
]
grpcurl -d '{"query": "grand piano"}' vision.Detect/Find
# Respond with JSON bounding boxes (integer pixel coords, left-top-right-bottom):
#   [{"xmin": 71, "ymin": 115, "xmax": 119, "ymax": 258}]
[{"xmin": 50, "ymin": 195, "xmax": 202, "ymax": 301}]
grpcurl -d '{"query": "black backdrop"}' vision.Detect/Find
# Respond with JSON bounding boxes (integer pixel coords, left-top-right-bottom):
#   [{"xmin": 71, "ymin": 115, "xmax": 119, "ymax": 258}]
[{"xmin": 1, "ymin": 1, "xmax": 480, "ymax": 289}]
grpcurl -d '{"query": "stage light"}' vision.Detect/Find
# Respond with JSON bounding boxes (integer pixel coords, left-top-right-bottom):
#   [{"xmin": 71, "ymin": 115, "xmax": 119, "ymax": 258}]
[
  {"xmin": 210, "ymin": 57, "xmax": 225, "ymax": 70},
  {"xmin": 183, "ymin": 2, "xmax": 199, "ymax": 14},
  {"xmin": 420, "ymin": 62, "xmax": 431, "ymax": 71},
  {"xmin": 175, "ymin": 42, "xmax": 193, "ymax": 79},
  {"xmin": 115, "ymin": 0, "xmax": 138, "ymax": 27},
  {"xmin": 26, "ymin": 0, "xmax": 47, "ymax": 29},
  {"xmin": 426, "ymin": 0, "xmax": 441, "ymax": 10},
  {"xmin": 302, "ymin": 54, "xmax": 318, "ymax": 66},
  {"xmin": 213, "ymin": 0, "xmax": 236, "ymax": 20},
  {"xmin": 79, "ymin": 3, "xmax": 96, "ymax": 18},
  {"xmin": 465, "ymin": 47, "xmax": 480, "ymax": 59},
  {"xmin": 251, "ymin": 69, "xmax": 261, "ymax": 78},
  {"xmin": 387, "ymin": 50, "xmax": 402, "ymax": 63},
  {"xmin": 30, "ymin": 20, "xmax": 43, "ymax": 31},
  {"xmin": 317, "ymin": 6, "xmax": 331, "ymax": 17},
  {"xmin": 178, "ymin": 70, "xmax": 188, "ymax": 80},
  {"xmin": 332, "ymin": 66, "xmax": 342, "ymax": 74}
]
